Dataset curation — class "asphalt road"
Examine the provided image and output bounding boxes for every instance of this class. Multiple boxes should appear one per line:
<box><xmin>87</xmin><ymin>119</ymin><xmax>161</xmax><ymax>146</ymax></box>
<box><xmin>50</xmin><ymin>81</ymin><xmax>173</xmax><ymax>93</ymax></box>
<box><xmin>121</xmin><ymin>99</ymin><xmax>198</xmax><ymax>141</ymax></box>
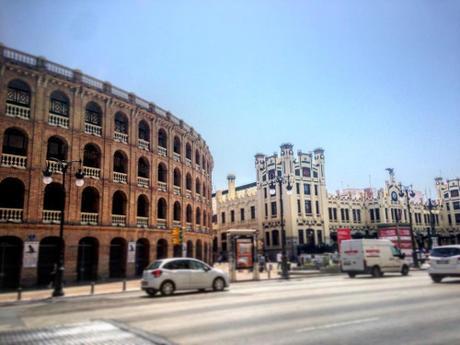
<box><xmin>1</xmin><ymin>271</ymin><xmax>460</xmax><ymax>345</ymax></box>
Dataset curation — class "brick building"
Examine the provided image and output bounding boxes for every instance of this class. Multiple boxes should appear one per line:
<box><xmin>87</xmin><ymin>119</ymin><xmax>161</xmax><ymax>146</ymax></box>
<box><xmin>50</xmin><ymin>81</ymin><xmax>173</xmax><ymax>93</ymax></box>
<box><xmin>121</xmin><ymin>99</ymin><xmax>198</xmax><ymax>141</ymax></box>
<box><xmin>0</xmin><ymin>45</ymin><xmax>213</xmax><ymax>289</ymax></box>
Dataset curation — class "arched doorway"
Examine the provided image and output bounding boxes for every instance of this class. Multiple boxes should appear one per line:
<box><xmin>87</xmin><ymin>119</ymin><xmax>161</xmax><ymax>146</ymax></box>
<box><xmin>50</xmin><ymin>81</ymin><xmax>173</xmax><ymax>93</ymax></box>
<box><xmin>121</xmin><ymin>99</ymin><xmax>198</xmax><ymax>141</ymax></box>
<box><xmin>157</xmin><ymin>239</ymin><xmax>168</xmax><ymax>259</ymax></box>
<box><xmin>212</xmin><ymin>237</ymin><xmax>218</xmax><ymax>262</ymax></box>
<box><xmin>196</xmin><ymin>240</ymin><xmax>203</xmax><ymax>261</ymax></box>
<box><xmin>135</xmin><ymin>238</ymin><xmax>150</xmax><ymax>276</ymax></box>
<box><xmin>186</xmin><ymin>240</ymin><xmax>193</xmax><ymax>258</ymax></box>
<box><xmin>0</xmin><ymin>236</ymin><xmax>23</xmax><ymax>289</ymax></box>
<box><xmin>77</xmin><ymin>237</ymin><xmax>99</xmax><ymax>281</ymax></box>
<box><xmin>109</xmin><ymin>238</ymin><xmax>127</xmax><ymax>278</ymax></box>
<box><xmin>37</xmin><ymin>236</ymin><xmax>62</xmax><ymax>286</ymax></box>
<box><xmin>173</xmin><ymin>244</ymin><xmax>182</xmax><ymax>257</ymax></box>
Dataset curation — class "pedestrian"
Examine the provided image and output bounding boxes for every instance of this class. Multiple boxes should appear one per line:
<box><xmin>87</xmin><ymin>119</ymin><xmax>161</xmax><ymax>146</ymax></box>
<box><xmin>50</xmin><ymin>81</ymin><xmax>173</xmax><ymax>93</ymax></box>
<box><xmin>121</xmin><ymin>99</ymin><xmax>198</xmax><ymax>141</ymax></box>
<box><xmin>48</xmin><ymin>263</ymin><xmax>57</xmax><ymax>288</ymax></box>
<box><xmin>276</xmin><ymin>252</ymin><xmax>282</xmax><ymax>270</ymax></box>
<box><xmin>259</xmin><ymin>255</ymin><xmax>266</xmax><ymax>273</ymax></box>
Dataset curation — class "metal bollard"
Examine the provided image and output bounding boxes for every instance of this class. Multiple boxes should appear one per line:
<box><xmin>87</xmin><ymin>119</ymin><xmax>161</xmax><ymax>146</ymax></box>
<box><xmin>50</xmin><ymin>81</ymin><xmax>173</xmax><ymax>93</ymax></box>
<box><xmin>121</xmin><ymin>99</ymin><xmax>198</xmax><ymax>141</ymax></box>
<box><xmin>17</xmin><ymin>287</ymin><xmax>22</xmax><ymax>301</ymax></box>
<box><xmin>122</xmin><ymin>279</ymin><xmax>127</xmax><ymax>292</ymax></box>
<box><xmin>90</xmin><ymin>282</ymin><xmax>95</xmax><ymax>295</ymax></box>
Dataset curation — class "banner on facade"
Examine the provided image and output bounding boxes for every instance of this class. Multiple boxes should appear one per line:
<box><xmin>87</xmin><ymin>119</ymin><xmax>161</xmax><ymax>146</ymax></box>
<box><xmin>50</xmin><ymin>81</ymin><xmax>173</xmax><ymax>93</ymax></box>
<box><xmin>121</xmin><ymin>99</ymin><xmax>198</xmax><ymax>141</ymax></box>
<box><xmin>337</xmin><ymin>228</ymin><xmax>351</xmax><ymax>253</ymax></box>
<box><xmin>23</xmin><ymin>241</ymin><xmax>39</xmax><ymax>268</ymax></box>
<box><xmin>378</xmin><ymin>224</ymin><xmax>414</xmax><ymax>262</ymax></box>
<box><xmin>127</xmin><ymin>241</ymin><xmax>136</xmax><ymax>263</ymax></box>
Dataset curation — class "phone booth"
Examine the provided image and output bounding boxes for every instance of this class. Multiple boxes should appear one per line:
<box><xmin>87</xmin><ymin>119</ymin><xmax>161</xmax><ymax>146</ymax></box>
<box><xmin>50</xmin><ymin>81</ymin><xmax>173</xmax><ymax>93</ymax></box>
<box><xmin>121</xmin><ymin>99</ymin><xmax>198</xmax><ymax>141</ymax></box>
<box><xmin>226</xmin><ymin>229</ymin><xmax>259</xmax><ymax>282</ymax></box>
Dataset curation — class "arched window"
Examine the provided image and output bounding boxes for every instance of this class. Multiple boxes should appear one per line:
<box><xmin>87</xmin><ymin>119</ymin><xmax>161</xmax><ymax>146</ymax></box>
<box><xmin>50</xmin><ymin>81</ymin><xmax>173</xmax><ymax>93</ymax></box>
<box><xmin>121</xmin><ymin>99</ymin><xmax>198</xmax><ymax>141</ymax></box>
<box><xmin>7</xmin><ymin>79</ymin><xmax>31</xmax><ymax>106</ymax></box>
<box><xmin>158</xmin><ymin>163</ymin><xmax>167</xmax><ymax>183</ymax></box>
<box><xmin>49</xmin><ymin>90</ymin><xmax>69</xmax><ymax>117</ymax></box>
<box><xmin>195</xmin><ymin>178</ymin><xmax>201</xmax><ymax>195</ymax></box>
<box><xmin>173</xmin><ymin>168</ymin><xmax>181</xmax><ymax>187</ymax></box>
<box><xmin>81</xmin><ymin>187</ymin><xmax>99</xmax><ymax>213</ymax></box>
<box><xmin>202</xmin><ymin>184</ymin><xmax>206</xmax><ymax>199</ymax></box>
<box><xmin>85</xmin><ymin>102</ymin><xmax>102</xmax><ymax>126</ymax></box>
<box><xmin>196</xmin><ymin>207</ymin><xmax>201</xmax><ymax>225</ymax></box>
<box><xmin>46</xmin><ymin>136</ymin><xmax>67</xmax><ymax>161</ymax></box>
<box><xmin>173</xmin><ymin>201</ymin><xmax>181</xmax><ymax>221</ymax></box>
<box><xmin>138</xmin><ymin>120</ymin><xmax>150</xmax><ymax>141</ymax></box>
<box><xmin>114</xmin><ymin>112</ymin><xmax>128</xmax><ymax>134</ymax></box>
<box><xmin>272</xmin><ymin>230</ymin><xmax>280</xmax><ymax>246</ymax></box>
<box><xmin>2</xmin><ymin>128</ymin><xmax>28</xmax><ymax>156</ymax></box>
<box><xmin>137</xmin><ymin>195</ymin><xmax>149</xmax><ymax>217</ymax></box>
<box><xmin>83</xmin><ymin>144</ymin><xmax>100</xmax><ymax>168</ymax></box>
<box><xmin>0</xmin><ymin>178</ymin><xmax>25</xmax><ymax>211</ymax></box>
<box><xmin>186</xmin><ymin>143</ymin><xmax>192</xmax><ymax>160</ymax></box>
<box><xmin>43</xmin><ymin>183</ymin><xmax>64</xmax><ymax>211</ymax></box>
<box><xmin>157</xmin><ymin>198</ymin><xmax>167</xmax><ymax>219</ymax></box>
<box><xmin>203</xmin><ymin>210</ymin><xmax>207</xmax><ymax>226</ymax></box>
<box><xmin>138</xmin><ymin>157</ymin><xmax>149</xmax><ymax>178</ymax></box>
<box><xmin>158</xmin><ymin>128</ymin><xmax>167</xmax><ymax>148</ymax></box>
<box><xmin>112</xmin><ymin>191</ymin><xmax>127</xmax><ymax>215</ymax></box>
<box><xmin>186</xmin><ymin>173</ymin><xmax>192</xmax><ymax>191</ymax></box>
<box><xmin>195</xmin><ymin>149</ymin><xmax>200</xmax><ymax>166</ymax></box>
<box><xmin>113</xmin><ymin>151</ymin><xmax>127</xmax><ymax>173</ymax></box>
<box><xmin>173</xmin><ymin>136</ymin><xmax>181</xmax><ymax>154</ymax></box>
<box><xmin>186</xmin><ymin>204</ymin><xmax>192</xmax><ymax>223</ymax></box>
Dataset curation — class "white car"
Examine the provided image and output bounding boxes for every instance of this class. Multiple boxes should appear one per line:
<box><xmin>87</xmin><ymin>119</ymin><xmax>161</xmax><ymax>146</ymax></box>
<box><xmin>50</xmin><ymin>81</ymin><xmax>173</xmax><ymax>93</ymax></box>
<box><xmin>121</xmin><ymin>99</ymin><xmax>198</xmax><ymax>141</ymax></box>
<box><xmin>428</xmin><ymin>245</ymin><xmax>460</xmax><ymax>283</ymax></box>
<box><xmin>141</xmin><ymin>258</ymin><xmax>230</xmax><ymax>296</ymax></box>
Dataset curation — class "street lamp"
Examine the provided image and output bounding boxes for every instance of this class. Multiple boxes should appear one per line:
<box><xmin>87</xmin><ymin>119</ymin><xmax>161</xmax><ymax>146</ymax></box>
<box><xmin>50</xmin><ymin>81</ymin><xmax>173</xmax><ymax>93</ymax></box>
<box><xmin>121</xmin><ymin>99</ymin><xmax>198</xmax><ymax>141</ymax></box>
<box><xmin>425</xmin><ymin>198</ymin><xmax>438</xmax><ymax>250</ymax></box>
<box><xmin>399</xmin><ymin>184</ymin><xmax>419</xmax><ymax>268</ymax></box>
<box><xmin>268</xmin><ymin>173</ymin><xmax>292</xmax><ymax>280</ymax></box>
<box><xmin>43</xmin><ymin>158</ymin><xmax>85</xmax><ymax>297</ymax></box>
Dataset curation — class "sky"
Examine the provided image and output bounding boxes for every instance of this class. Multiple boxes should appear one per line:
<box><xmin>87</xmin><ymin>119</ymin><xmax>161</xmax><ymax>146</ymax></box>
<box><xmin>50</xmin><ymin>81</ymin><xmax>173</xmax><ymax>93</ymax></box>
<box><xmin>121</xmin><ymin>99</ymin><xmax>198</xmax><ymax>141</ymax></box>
<box><xmin>1</xmin><ymin>0</ymin><xmax>459</xmax><ymax>196</ymax></box>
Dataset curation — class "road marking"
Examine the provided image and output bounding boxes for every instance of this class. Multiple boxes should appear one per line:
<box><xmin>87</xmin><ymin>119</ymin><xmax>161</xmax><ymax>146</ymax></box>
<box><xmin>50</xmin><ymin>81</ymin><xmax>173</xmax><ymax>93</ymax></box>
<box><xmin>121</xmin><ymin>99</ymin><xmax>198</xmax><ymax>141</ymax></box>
<box><xmin>296</xmin><ymin>317</ymin><xmax>379</xmax><ymax>333</ymax></box>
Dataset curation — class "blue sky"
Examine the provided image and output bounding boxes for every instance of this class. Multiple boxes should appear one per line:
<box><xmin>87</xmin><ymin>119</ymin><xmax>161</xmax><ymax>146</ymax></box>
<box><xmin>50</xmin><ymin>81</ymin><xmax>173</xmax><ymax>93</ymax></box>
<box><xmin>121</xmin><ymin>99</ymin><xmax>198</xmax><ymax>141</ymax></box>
<box><xmin>1</xmin><ymin>1</ymin><xmax>459</xmax><ymax>195</ymax></box>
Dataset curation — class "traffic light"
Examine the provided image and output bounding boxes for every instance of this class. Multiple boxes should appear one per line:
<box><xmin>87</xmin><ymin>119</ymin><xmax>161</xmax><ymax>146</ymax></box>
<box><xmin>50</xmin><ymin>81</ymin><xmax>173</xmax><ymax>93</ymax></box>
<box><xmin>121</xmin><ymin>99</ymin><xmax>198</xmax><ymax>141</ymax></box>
<box><xmin>179</xmin><ymin>227</ymin><xmax>183</xmax><ymax>244</ymax></box>
<box><xmin>172</xmin><ymin>228</ymin><xmax>180</xmax><ymax>245</ymax></box>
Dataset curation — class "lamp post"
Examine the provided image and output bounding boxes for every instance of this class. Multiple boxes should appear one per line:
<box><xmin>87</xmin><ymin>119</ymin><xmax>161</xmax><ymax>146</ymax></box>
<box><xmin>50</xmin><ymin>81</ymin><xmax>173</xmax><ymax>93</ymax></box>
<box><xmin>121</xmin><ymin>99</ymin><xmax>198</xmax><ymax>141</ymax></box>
<box><xmin>268</xmin><ymin>173</ymin><xmax>292</xmax><ymax>280</ymax></box>
<box><xmin>43</xmin><ymin>159</ymin><xmax>85</xmax><ymax>297</ymax></box>
<box><xmin>399</xmin><ymin>184</ymin><xmax>419</xmax><ymax>268</ymax></box>
<box><xmin>426</xmin><ymin>198</ymin><xmax>438</xmax><ymax>250</ymax></box>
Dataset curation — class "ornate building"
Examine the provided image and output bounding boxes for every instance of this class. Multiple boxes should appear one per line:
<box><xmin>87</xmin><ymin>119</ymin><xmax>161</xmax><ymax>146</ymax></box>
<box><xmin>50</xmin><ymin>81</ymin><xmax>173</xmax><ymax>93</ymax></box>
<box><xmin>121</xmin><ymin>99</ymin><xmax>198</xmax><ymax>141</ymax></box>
<box><xmin>213</xmin><ymin>143</ymin><xmax>458</xmax><ymax>260</ymax></box>
<box><xmin>0</xmin><ymin>45</ymin><xmax>213</xmax><ymax>289</ymax></box>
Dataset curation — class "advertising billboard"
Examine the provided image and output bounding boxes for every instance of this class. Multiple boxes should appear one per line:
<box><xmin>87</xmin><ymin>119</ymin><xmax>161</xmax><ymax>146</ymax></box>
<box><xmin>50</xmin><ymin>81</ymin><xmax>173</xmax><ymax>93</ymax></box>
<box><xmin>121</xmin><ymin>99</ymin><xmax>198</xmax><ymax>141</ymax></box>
<box><xmin>337</xmin><ymin>228</ymin><xmax>351</xmax><ymax>253</ymax></box>
<box><xmin>236</xmin><ymin>239</ymin><xmax>253</xmax><ymax>269</ymax></box>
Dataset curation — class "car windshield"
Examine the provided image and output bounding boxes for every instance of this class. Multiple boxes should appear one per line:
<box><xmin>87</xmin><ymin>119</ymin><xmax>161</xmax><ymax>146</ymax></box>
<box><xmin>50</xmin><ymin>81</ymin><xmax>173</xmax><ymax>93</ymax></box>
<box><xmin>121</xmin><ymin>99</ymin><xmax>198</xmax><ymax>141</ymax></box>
<box><xmin>146</xmin><ymin>260</ymin><xmax>163</xmax><ymax>270</ymax></box>
<box><xmin>430</xmin><ymin>247</ymin><xmax>460</xmax><ymax>257</ymax></box>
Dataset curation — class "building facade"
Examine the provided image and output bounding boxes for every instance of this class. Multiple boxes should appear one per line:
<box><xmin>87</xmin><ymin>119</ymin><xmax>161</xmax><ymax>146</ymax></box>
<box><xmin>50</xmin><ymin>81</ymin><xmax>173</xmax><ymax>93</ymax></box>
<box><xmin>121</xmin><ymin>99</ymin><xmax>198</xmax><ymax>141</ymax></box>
<box><xmin>0</xmin><ymin>45</ymin><xmax>213</xmax><ymax>289</ymax></box>
<box><xmin>213</xmin><ymin>143</ymin><xmax>458</xmax><ymax>260</ymax></box>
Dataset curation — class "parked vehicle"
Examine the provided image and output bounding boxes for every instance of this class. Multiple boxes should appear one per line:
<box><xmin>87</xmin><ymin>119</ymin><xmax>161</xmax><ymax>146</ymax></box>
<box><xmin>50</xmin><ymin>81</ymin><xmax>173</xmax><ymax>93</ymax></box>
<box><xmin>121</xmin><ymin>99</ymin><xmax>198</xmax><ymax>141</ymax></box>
<box><xmin>141</xmin><ymin>258</ymin><xmax>230</xmax><ymax>296</ymax></box>
<box><xmin>428</xmin><ymin>245</ymin><xmax>460</xmax><ymax>283</ymax></box>
<box><xmin>340</xmin><ymin>239</ymin><xmax>410</xmax><ymax>278</ymax></box>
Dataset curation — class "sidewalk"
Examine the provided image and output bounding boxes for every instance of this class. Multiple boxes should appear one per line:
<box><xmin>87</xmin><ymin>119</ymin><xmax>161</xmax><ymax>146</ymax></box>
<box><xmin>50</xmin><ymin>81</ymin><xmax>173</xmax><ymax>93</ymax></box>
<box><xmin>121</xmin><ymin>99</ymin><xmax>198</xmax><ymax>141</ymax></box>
<box><xmin>0</xmin><ymin>263</ymin><xmax>324</xmax><ymax>305</ymax></box>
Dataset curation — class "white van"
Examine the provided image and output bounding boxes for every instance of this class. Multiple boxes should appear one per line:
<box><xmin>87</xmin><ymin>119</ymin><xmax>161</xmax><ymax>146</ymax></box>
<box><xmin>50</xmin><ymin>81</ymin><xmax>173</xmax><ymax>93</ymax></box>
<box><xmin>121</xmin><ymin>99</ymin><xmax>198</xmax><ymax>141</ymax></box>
<box><xmin>340</xmin><ymin>239</ymin><xmax>410</xmax><ymax>278</ymax></box>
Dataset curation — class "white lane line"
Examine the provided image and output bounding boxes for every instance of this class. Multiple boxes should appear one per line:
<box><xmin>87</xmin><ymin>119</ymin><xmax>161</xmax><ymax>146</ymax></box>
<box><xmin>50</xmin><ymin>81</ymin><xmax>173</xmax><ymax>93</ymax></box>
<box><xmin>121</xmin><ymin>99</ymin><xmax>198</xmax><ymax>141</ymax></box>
<box><xmin>296</xmin><ymin>317</ymin><xmax>379</xmax><ymax>333</ymax></box>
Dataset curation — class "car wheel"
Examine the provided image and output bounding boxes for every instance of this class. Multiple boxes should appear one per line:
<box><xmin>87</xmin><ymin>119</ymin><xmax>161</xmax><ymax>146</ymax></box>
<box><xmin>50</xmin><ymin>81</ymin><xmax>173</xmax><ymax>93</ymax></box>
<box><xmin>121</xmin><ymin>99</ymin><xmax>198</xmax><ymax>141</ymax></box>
<box><xmin>160</xmin><ymin>281</ymin><xmax>175</xmax><ymax>296</ymax></box>
<box><xmin>372</xmin><ymin>266</ymin><xmax>382</xmax><ymax>278</ymax></box>
<box><xmin>430</xmin><ymin>274</ymin><xmax>443</xmax><ymax>283</ymax></box>
<box><xmin>401</xmin><ymin>265</ymin><xmax>409</xmax><ymax>276</ymax></box>
<box><xmin>146</xmin><ymin>288</ymin><xmax>157</xmax><ymax>297</ymax></box>
<box><xmin>213</xmin><ymin>277</ymin><xmax>225</xmax><ymax>291</ymax></box>
<box><xmin>348</xmin><ymin>273</ymin><xmax>356</xmax><ymax>278</ymax></box>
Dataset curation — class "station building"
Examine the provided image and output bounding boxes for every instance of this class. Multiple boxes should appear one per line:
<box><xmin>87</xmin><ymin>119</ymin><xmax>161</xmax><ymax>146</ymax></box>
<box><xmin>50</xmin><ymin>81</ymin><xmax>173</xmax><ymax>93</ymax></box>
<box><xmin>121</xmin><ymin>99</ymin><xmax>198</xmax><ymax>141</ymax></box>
<box><xmin>0</xmin><ymin>45</ymin><xmax>213</xmax><ymax>289</ymax></box>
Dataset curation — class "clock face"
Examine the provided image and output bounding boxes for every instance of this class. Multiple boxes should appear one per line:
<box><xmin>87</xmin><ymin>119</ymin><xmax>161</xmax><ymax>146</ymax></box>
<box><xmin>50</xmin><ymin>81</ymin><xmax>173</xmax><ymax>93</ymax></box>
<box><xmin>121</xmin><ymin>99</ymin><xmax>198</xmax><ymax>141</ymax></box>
<box><xmin>391</xmin><ymin>191</ymin><xmax>398</xmax><ymax>202</ymax></box>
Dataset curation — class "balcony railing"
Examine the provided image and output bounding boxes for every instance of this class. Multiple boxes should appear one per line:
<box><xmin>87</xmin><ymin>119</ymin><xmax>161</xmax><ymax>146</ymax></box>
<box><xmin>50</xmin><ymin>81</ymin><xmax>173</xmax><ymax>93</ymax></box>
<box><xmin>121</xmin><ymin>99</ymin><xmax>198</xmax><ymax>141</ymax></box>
<box><xmin>0</xmin><ymin>208</ymin><xmax>23</xmax><ymax>223</ymax></box>
<box><xmin>83</xmin><ymin>166</ymin><xmax>101</xmax><ymax>179</ymax></box>
<box><xmin>195</xmin><ymin>164</ymin><xmax>201</xmax><ymax>171</ymax></box>
<box><xmin>81</xmin><ymin>212</ymin><xmax>98</xmax><ymax>225</ymax></box>
<box><xmin>186</xmin><ymin>223</ymin><xmax>192</xmax><ymax>231</ymax></box>
<box><xmin>112</xmin><ymin>214</ymin><xmax>126</xmax><ymax>226</ymax></box>
<box><xmin>185</xmin><ymin>190</ymin><xmax>192</xmax><ymax>199</ymax></box>
<box><xmin>85</xmin><ymin>123</ymin><xmax>102</xmax><ymax>137</ymax></box>
<box><xmin>43</xmin><ymin>210</ymin><xmax>61</xmax><ymax>224</ymax></box>
<box><xmin>137</xmin><ymin>216</ymin><xmax>149</xmax><ymax>227</ymax></box>
<box><xmin>185</xmin><ymin>158</ymin><xmax>192</xmax><ymax>166</ymax></box>
<box><xmin>6</xmin><ymin>103</ymin><xmax>30</xmax><ymax>120</ymax></box>
<box><xmin>137</xmin><ymin>176</ymin><xmax>149</xmax><ymax>188</ymax></box>
<box><xmin>172</xmin><ymin>220</ymin><xmax>181</xmax><ymax>228</ymax></box>
<box><xmin>157</xmin><ymin>218</ymin><xmax>167</xmax><ymax>229</ymax></box>
<box><xmin>113</xmin><ymin>172</ymin><xmax>128</xmax><ymax>184</ymax></box>
<box><xmin>158</xmin><ymin>181</ymin><xmax>167</xmax><ymax>192</ymax></box>
<box><xmin>158</xmin><ymin>146</ymin><xmax>167</xmax><ymax>157</ymax></box>
<box><xmin>47</xmin><ymin>160</ymin><xmax>63</xmax><ymax>173</ymax></box>
<box><xmin>1</xmin><ymin>154</ymin><xmax>27</xmax><ymax>169</ymax></box>
<box><xmin>138</xmin><ymin>139</ymin><xmax>150</xmax><ymax>151</ymax></box>
<box><xmin>48</xmin><ymin>113</ymin><xmax>69</xmax><ymax>128</ymax></box>
<box><xmin>114</xmin><ymin>131</ymin><xmax>128</xmax><ymax>144</ymax></box>
<box><xmin>173</xmin><ymin>186</ymin><xmax>181</xmax><ymax>195</ymax></box>
<box><xmin>173</xmin><ymin>152</ymin><xmax>181</xmax><ymax>162</ymax></box>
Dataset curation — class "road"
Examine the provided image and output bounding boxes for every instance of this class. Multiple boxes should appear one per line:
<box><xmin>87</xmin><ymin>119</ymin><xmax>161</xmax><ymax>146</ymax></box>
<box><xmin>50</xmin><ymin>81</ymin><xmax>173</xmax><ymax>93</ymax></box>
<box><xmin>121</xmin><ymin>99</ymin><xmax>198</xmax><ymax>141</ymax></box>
<box><xmin>1</xmin><ymin>271</ymin><xmax>459</xmax><ymax>345</ymax></box>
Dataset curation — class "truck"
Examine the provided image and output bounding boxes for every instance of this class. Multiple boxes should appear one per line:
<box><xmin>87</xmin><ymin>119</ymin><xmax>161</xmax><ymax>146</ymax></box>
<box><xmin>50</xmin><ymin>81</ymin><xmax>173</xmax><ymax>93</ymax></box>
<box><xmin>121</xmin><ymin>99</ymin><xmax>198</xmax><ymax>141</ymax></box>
<box><xmin>340</xmin><ymin>239</ymin><xmax>410</xmax><ymax>278</ymax></box>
